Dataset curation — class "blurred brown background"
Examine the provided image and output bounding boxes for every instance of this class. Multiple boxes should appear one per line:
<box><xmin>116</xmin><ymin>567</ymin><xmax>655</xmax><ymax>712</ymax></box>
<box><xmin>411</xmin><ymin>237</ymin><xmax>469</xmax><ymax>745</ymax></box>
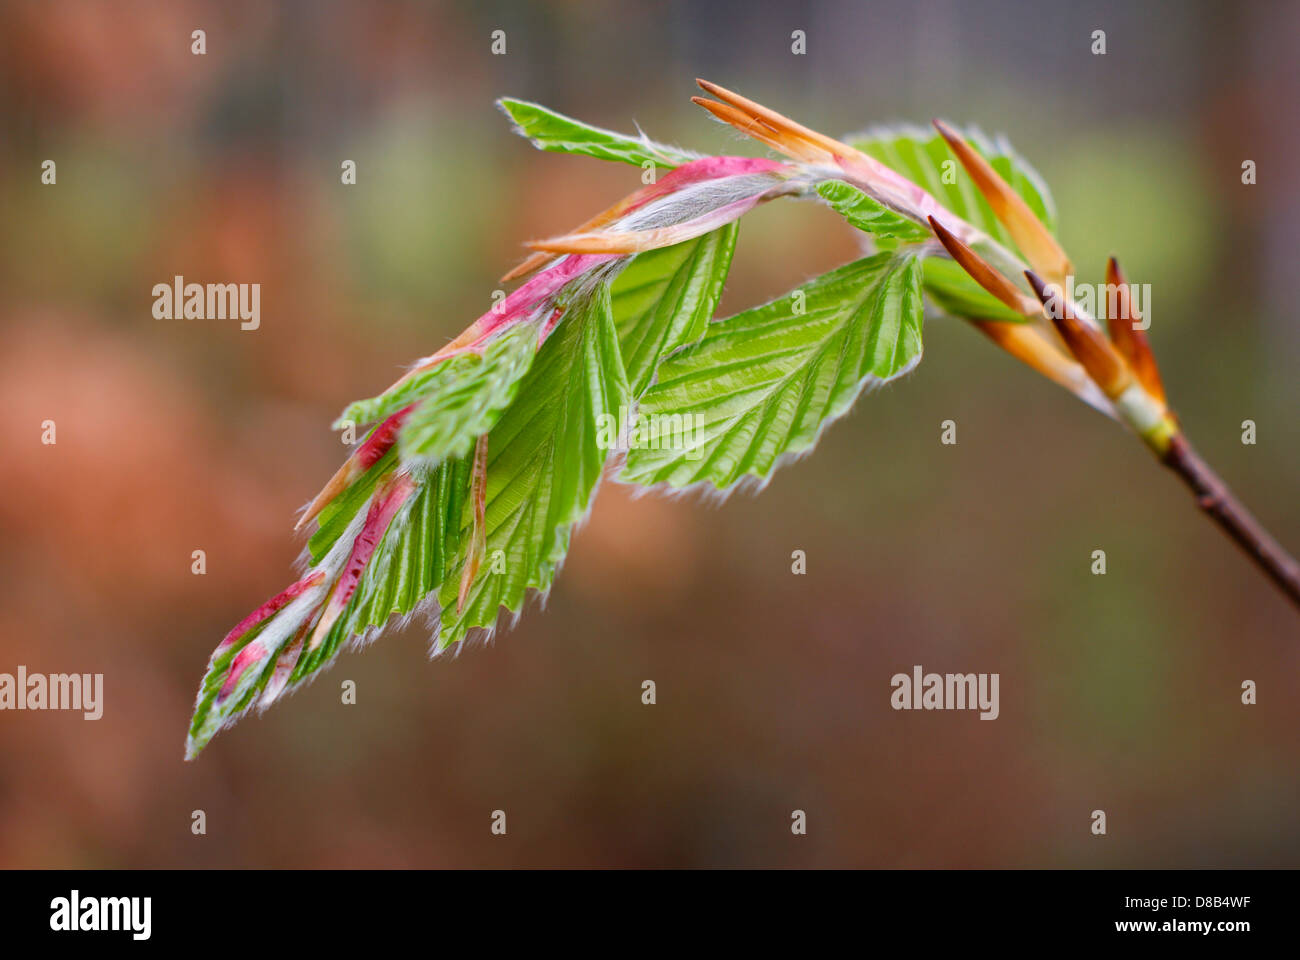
<box><xmin>0</xmin><ymin>0</ymin><xmax>1297</xmax><ymax>868</ymax></box>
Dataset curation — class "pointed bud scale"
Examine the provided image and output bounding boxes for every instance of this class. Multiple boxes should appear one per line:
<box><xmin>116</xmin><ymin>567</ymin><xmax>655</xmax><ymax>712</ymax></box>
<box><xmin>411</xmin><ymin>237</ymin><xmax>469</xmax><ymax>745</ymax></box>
<box><xmin>694</xmin><ymin>80</ymin><xmax>981</xmax><ymax>246</ymax></box>
<box><xmin>695</xmin><ymin>79</ymin><xmax>848</xmax><ymax>165</ymax></box>
<box><xmin>694</xmin><ymin>79</ymin><xmax>923</xmax><ymax>200</ymax></box>
<box><xmin>502</xmin><ymin>186</ymin><xmax>652</xmax><ymax>282</ymax></box>
<box><xmin>933</xmin><ymin>120</ymin><xmax>1072</xmax><ymax>285</ymax></box>
<box><xmin>927</xmin><ymin>216</ymin><xmax>1040</xmax><ymax>316</ymax></box>
<box><xmin>972</xmin><ymin>320</ymin><xmax>1115</xmax><ymax>416</ymax></box>
<box><xmin>1105</xmin><ymin>256</ymin><xmax>1166</xmax><ymax>405</ymax></box>
<box><xmin>524</xmin><ymin>156</ymin><xmax>790</xmax><ymax>256</ymax></box>
<box><xmin>691</xmin><ymin>95</ymin><xmax>831</xmax><ymax>165</ymax></box>
<box><xmin>1025</xmin><ymin>270</ymin><xmax>1131</xmax><ymax>399</ymax></box>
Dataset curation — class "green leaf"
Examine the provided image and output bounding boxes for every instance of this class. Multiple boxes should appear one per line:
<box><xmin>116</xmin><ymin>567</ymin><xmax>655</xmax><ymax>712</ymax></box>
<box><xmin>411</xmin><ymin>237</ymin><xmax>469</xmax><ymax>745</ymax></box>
<box><xmin>621</xmin><ymin>251</ymin><xmax>923</xmax><ymax>491</ymax></box>
<box><xmin>351</xmin><ymin>463</ymin><xmax>470</xmax><ymax>632</ymax></box>
<box><xmin>498</xmin><ymin>97</ymin><xmax>695</xmax><ymax>170</ymax></box>
<box><xmin>436</xmin><ymin>282</ymin><xmax>630</xmax><ymax>648</ymax></box>
<box><xmin>293</xmin><ymin>460</ymin><xmax>472</xmax><ymax>680</ymax></box>
<box><xmin>609</xmin><ymin>224</ymin><xmax>738</xmax><ymax>397</ymax></box>
<box><xmin>307</xmin><ymin>446</ymin><xmax>398</xmax><ymax>564</ymax></box>
<box><xmin>816</xmin><ymin>180</ymin><xmax>933</xmax><ymax>243</ymax></box>
<box><xmin>186</xmin><ymin>573</ymin><xmax>331</xmax><ymax>758</ymax></box>
<box><xmin>337</xmin><ymin>321</ymin><xmax>538</xmax><ymax>433</ymax></box>
<box><xmin>187</xmin><ymin>617</ymin><xmax>274</xmax><ymax>756</ymax></box>
<box><xmin>397</xmin><ymin>323</ymin><xmax>539</xmax><ymax>467</ymax></box>
<box><xmin>190</xmin><ymin>457</ymin><xmax>475</xmax><ymax>758</ymax></box>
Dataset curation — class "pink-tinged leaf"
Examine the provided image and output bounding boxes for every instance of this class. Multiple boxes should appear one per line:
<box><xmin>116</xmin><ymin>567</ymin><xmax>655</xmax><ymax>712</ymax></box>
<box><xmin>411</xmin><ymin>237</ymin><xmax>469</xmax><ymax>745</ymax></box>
<box><xmin>308</xmin><ymin>473</ymin><xmax>418</xmax><ymax>651</ymax></box>
<box><xmin>692</xmin><ymin>79</ymin><xmax>989</xmax><ymax>249</ymax></box>
<box><xmin>297</xmin><ymin>405</ymin><xmax>417</xmax><ymax>531</ymax></box>
<box><xmin>503</xmin><ymin>155</ymin><xmax>786</xmax><ymax>282</ymax></box>
<box><xmin>356</xmin><ymin>405</ymin><xmax>416</xmax><ymax>469</ymax></box>
<box><xmin>215</xmin><ymin>571</ymin><xmax>326</xmax><ymax>654</ymax></box>
<box><xmin>527</xmin><ymin>180</ymin><xmax>790</xmax><ymax>255</ymax></box>
<box><xmin>218</xmin><ymin>641</ymin><xmax>267</xmax><ymax>703</ymax></box>
<box><xmin>259</xmin><ymin>631</ymin><xmax>306</xmax><ymax>708</ymax></box>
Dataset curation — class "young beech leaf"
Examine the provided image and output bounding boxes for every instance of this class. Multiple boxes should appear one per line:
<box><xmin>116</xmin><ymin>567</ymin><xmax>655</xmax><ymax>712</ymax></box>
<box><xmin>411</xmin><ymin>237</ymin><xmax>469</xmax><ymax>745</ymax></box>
<box><xmin>307</xmin><ymin>445</ymin><xmax>399</xmax><ymax>563</ymax></box>
<box><xmin>397</xmin><ymin>323</ymin><xmax>539</xmax><ymax>466</ymax></box>
<box><xmin>609</xmin><ymin>224</ymin><xmax>738</xmax><ymax>397</ymax></box>
<box><xmin>435</xmin><ymin>282</ymin><xmax>631</xmax><ymax>649</ymax></box>
<box><xmin>187</xmin><ymin>578</ymin><xmax>326</xmax><ymax>756</ymax></box>
<box><xmin>498</xmin><ymin>97</ymin><xmax>697</xmax><ymax>169</ymax></box>
<box><xmin>816</xmin><ymin>180</ymin><xmax>933</xmax><ymax>243</ymax></box>
<box><xmin>293</xmin><ymin>459</ymin><xmax>471</xmax><ymax>680</ymax></box>
<box><xmin>337</xmin><ymin>322</ymin><xmax>538</xmax><ymax>432</ymax></box>
<box><xmin>622</xmin><ymin>251</ymin><xmax>923</xmax><ymax>492</ymax></box>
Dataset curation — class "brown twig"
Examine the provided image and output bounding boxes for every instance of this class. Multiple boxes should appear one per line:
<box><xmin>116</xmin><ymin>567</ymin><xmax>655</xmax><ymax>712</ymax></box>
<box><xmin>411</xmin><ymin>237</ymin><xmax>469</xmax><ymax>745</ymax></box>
<box><xmin>1161</xmin><ymin>434</ymin><xmax>1300</xmax><ymax>609</ymax></box>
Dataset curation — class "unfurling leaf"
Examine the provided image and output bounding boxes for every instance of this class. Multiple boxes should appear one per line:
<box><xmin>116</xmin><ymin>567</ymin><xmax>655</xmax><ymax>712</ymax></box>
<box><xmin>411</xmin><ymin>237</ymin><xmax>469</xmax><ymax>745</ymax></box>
<box><xmin>337</xmin><ymin>321</ymin><xmax>538</xmax><ymax>438</ymax></box>
<box><xmin>622</xmin><ymin>251</ymin><xmax>923</xmax><ymax>491</ymax></box>
<box><xmin>610</xmin><ymin>225</ymin><xmax>738</xmax><ymax>396</ymax></box>
<box><xmin>397</xmin><ymin>323</ymin><xmax>539</xmax><ymax>466</ymax></box>
<box><xmin>816</xmin><ymin>180</ymin><xmax>933</xmax><ymax>243</ymax></box>
<box><xmin>436</xmin><ymin>282</ymin><xmax>631</xmax><ymax>648</ymax></box>
<box><xmin>498</xmin><ymin>97</ymin><xmax>696</xmax><ymax>169</ymax></box>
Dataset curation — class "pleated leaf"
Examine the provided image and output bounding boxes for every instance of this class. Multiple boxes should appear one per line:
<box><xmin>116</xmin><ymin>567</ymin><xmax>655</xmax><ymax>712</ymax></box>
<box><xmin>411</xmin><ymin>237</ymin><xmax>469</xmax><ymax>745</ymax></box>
<box><xmin>816</xmin><ymin>180</ymin><xmax>933</xmax><ymax>243</ymax></box>
<box><xmin>187</xmin><ymin>573</ymin><xmax>331</xmax><ymax>758</ymax></box>
<box><xmin>292</xmin><ymin>460</ymin><xmax>472</xmax><ymax>681</ymax></box>
<box><xmin>436</xmin><ymin>282</ymin><xmax>630</xmax><ymax>648</ymax></box>
<box><xmin>609</xmin><ymin>224</ymin><xmax>738</xmax><ymax>396</ymax></box>
<box><xmin>188</xmin><ymin>614</ymin><xmax>279</xmax><ymax>755</ymax></box>
<box><xmin>397</xmin><ymin>323</ymin><xmax>539</xmax><ymax>466</ymax></box>
<box><xmin>337</xmin><ymin>321</ymin><xmax>538</xmax><ymax>439</ymax></box>
<box><xmin>622</xmin><ymin>251</ymin><xmax>923</xmax><ymax>491</ymax></box>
